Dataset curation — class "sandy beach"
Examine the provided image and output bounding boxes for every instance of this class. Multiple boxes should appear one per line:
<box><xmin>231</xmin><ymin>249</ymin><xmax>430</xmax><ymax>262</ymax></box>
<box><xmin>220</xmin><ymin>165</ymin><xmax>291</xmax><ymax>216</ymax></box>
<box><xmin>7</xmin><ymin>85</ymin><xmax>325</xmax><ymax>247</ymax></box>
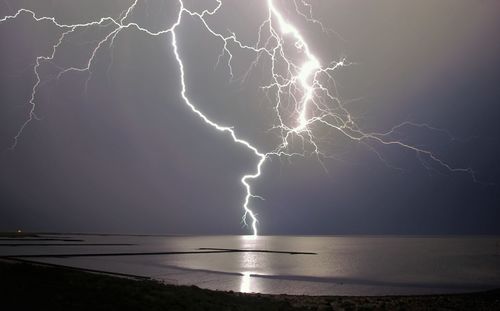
<box><xmin>1</xmin><ymin>259</ymin><xmax>499</xmax><ymax>311</ymax></box>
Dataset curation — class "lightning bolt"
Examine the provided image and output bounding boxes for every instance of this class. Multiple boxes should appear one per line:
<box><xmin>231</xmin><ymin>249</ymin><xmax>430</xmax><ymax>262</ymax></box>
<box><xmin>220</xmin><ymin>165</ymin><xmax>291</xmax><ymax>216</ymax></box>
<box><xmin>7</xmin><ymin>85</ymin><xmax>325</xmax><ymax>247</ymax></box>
<box><xmin>1</xmin><ymin>0</ymin><xmax>479</xmax><ymax>236</ymax></box>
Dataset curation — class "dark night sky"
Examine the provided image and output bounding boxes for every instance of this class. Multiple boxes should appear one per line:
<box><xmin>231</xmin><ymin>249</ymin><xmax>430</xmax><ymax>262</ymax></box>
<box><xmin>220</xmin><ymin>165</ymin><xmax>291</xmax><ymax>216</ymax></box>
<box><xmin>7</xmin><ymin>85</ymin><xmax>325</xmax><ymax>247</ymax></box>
<box><xmin>1</xmin><ymin>0</ymin><xmax>499</xmax><ymax>235</ymax></box>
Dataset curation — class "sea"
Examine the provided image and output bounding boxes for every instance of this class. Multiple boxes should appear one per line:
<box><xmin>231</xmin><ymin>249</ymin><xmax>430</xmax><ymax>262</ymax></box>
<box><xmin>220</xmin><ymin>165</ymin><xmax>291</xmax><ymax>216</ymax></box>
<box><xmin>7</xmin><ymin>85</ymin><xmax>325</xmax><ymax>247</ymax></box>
<box><xmin>1</xmin><ymin>235</ymin><xmax>499</xmax><ymax>296</ymax></box>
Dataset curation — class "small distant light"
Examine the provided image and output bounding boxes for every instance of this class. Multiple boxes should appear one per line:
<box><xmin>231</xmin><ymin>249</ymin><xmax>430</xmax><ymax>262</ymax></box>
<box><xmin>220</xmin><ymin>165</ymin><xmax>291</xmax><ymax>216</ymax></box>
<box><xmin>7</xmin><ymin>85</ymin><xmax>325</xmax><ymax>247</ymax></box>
<box><xmin>17</xmin><ymin>229</ymin><xmax>22</xmax><ymax>233</ymax></box>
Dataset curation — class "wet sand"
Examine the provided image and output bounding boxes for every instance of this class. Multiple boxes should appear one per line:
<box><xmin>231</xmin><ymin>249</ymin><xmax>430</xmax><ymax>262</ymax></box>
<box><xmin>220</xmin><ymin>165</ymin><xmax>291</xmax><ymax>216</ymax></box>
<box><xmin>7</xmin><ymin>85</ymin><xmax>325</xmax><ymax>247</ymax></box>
<box><xmin>1</xmin><ymin>259</ymin><xmax>499</xmax><ymax>311</ymax></box>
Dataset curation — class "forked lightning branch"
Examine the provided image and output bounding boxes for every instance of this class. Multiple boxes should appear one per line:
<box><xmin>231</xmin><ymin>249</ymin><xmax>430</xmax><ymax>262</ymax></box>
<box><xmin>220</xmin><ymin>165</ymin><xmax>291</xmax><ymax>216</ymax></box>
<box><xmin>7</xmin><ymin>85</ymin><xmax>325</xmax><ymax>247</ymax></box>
<box><xmin>0</xmin><ymin>0</ymin><xmax>476</xmax><ymax>236</ymax></box>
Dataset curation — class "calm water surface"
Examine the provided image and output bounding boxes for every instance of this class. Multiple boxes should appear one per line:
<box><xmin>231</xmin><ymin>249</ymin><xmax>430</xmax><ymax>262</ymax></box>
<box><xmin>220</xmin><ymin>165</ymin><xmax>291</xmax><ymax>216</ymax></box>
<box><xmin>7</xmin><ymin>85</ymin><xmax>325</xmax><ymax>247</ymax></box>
<box><xmin>2</xmin><ymin>235</ymin><xmax>499</xmax><ymax>295</ymax></box>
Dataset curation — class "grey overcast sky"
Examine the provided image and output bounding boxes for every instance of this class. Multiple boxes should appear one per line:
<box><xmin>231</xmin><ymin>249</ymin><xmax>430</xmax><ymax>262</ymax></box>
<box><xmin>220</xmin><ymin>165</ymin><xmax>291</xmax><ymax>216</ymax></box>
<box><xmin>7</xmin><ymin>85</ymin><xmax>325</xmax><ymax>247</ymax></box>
<box><xmin>0</xmin><ymin>0</ymin><xmax>499</xmax><ymax>235</ymax></box>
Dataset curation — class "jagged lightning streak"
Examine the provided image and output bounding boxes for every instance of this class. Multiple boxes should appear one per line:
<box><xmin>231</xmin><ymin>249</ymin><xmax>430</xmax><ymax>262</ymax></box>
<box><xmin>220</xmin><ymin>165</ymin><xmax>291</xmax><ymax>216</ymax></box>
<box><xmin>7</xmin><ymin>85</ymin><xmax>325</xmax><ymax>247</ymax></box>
<box><xmin>170</xmin><ymin>2</ymin><xmax>265</xmax><ymax>236</ymax></box>
<box><xmin>1</xmin><ymin>0</ymin><xmax>479</xmax><ymax>236</ymax></box>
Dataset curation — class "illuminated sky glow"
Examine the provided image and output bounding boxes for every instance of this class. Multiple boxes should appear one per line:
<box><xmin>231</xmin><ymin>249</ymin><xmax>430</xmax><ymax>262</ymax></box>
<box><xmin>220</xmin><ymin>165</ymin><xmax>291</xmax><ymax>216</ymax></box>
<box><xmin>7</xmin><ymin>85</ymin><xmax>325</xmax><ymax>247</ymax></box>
<box><xmin>0</xmin><ymin>0</ymin><xmax>498</xmax><ymax>235</ymax></box>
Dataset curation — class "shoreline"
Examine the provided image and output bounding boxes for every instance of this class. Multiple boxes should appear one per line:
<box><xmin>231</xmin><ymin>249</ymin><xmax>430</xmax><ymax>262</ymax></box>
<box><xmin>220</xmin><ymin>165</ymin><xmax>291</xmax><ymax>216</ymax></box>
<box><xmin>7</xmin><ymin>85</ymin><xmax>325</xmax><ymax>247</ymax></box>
<box><xmin>1</xmin><ymin>259</ymin><xmax>499</xmax><ymax>310</ymax></box>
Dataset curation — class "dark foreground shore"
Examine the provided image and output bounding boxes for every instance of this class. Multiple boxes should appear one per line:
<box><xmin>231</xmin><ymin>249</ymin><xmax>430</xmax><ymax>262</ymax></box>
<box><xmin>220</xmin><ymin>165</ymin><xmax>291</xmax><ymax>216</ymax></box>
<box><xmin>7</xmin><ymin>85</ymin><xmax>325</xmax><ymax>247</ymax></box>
<box><xmin>1</xmin><ymin>260</ymin><xmax>499</xmax><ymax>311</ymax></box>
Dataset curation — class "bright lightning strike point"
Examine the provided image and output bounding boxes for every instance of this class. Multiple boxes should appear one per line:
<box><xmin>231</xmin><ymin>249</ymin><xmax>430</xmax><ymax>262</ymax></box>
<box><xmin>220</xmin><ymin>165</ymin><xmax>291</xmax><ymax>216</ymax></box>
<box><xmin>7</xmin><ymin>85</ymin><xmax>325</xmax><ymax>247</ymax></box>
<box><xmin>1</xmin><ymin>0</ymin><xmax>480</xmax><ymax>237</ymax></box>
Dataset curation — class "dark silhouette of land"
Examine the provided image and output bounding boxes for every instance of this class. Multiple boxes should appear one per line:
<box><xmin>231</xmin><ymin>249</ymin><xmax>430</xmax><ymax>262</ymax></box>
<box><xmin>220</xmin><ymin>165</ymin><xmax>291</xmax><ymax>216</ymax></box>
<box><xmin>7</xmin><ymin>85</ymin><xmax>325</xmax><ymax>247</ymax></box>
<box><xmin>198</xmin><ymin>247</ymin><xmax>317</xmax><ymax>255</ymax></box>
<box><xmin>3</xmin><ymin>248</ymin><xmax>317</xmax><ymax>258</ymax></box>
<box><xmin>0</xmin><ymin>238</ymin><xmax>84</xmax><ymax>241</ymax></box>
<box><xmin>1</xmin><ymin>259</ymin><xmax>499</xmax><ymax>311</ymax></box>
<box><xmin>0</xmin><ymin>243</ymin><xmax>135</xmax><ymax>247</ymax></box>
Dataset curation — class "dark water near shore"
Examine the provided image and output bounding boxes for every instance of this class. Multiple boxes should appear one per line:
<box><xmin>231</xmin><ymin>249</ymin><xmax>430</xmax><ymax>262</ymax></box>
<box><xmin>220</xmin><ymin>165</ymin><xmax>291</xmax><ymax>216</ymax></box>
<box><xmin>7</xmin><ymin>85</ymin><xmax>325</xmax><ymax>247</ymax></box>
<box><xmin>2</xmin><ymin>235</ymin><xmax>500</xmax><ymax>296</ymax></box>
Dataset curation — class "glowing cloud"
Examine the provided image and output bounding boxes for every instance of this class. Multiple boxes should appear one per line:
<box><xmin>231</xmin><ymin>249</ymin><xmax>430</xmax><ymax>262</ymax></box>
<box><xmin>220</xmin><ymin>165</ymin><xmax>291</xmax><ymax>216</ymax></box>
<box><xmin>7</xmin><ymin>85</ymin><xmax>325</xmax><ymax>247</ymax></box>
<box><xmin>0</xmin><ymin>0</ymin><xmax>477</xmax><ymax>236</ymax></box>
